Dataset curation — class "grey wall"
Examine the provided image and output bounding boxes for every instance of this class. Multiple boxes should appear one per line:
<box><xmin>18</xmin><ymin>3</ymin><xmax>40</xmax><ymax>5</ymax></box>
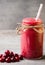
<box><xmin>0</xmin><ymin>0</ymin><xmax>45</xmax><ymax>30</ymax></box>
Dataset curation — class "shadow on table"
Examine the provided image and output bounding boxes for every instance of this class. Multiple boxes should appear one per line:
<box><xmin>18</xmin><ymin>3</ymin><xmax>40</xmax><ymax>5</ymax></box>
<box><xmin>30</xmin><ymin>55</ymin><xmax>45</xmax><ymax>60</ymax></box>
<box><xmin>42</xmin><ymin>55</ymin><xmax>45</xmax><ymax>60</ymax></box>
<box><xmin>33</xmin><ymin>55</ymin><xmax>45</xmax><ymax>60</ymax></box>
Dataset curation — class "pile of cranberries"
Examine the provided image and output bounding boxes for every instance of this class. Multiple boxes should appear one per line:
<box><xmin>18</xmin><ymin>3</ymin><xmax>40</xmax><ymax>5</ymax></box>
<box><xmin>0</xmin><ymin>50</ymin><xmax>23</xmax><ymax>63</ymax></box>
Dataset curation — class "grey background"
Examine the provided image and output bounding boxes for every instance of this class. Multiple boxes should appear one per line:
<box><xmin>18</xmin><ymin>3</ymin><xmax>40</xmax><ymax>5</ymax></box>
<box><xmin>0</xmin><ymin>0</ymin><xmax>45</xmax><ymax>30</ymax></box>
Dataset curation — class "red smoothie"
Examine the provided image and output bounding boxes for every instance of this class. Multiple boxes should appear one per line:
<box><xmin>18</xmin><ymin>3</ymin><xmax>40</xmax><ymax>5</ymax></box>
<box><xmin>21</xmin><ymin>18</ymin><xmax>43</xmax><ymax>59</ymax></box>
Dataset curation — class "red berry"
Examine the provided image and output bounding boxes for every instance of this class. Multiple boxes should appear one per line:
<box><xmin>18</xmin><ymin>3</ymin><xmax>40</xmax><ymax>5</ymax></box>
<box><xmin>5</xmin><ymin>57</ymin><xmax>11</xmax><ymax>63</ymax></box>
<box><xmin>14</xmin><ymin>56</ymin><xmax>19</xmax><ymax>62</ymax></box>
<box><xmin>11</xmin><ymin>56</ymin><xmax>14</xmax><ymax>62</ymax></box>
<box><xmin>3</xmin><ymin>54</ymin><xmax>7</xmax><ymax>59</ymax></box>
<box><xmin>5</xmin><ymin>50</ymin><xmax>10</xmax><ymax>56</ymax></box>
<box><xmin>0</xmin><ymin>50</ymin><xmax>24</xmax><ymax>63</ymax></box>
<box><xmin>0</xmin><ymin>54</ymin><xmax>3</xmax><ymax>58</ymax></box>
<box><xmin>10</xmin><ymin>51</ymin><xmax>14</xmax><ymax>57</ymax></box>
<box><xmin>15</xmin><ymin>54</ymin><xmax>19</xmax><ymax>57</ymax></box>
<box><xmin>0</xmin><ymin>56</ymin><xmax>5</xmax><ymax>62</ymax></box>
<box><xmin>19</xmin><ymin>55</ymin><xmax>23</xmax><ymax>60</ymax></box>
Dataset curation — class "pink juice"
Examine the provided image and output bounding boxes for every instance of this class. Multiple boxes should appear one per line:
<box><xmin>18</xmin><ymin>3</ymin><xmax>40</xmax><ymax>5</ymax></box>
<box><xmin>21</xmin><ymin>18</ymin><xmax>43</xmax><ymax>59</ymax></box>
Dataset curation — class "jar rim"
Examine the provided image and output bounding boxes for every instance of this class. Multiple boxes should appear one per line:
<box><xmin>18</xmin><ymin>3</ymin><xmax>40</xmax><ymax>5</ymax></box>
<box><xmin>22</xmin><ymin>18</ymin><xmax>42</xmax><ymax>26</ymax></box>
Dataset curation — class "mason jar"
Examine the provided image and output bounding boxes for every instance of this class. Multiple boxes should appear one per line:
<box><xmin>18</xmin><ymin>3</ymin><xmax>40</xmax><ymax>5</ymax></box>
<box><xmin>21</xmin><ymin>18</ymin><xmax>44</xmax><ymax>59</ymax></box>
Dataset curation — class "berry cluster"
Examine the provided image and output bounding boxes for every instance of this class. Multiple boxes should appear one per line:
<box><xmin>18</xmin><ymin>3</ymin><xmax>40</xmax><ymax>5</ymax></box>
<box><xmin>0</xmin><ymin>50</ymin><xmax>23</xmax><ymax>63</ymax></box>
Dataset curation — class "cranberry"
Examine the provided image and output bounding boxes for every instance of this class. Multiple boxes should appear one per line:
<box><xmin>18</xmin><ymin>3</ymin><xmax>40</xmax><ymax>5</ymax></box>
<box><xmin>15</xmin><ymin>54</ymin><xmax>19</xmax><ymax>57</ymax></box>
<box><xmin>5</xmin><ymin>50</ymin><xmax>10</xmax><ymax>56</ymax></box>
<box><xmin>14</xmin><ymin>56</ymin><xmax>19</xmax><ymax>62</ymax></box>
<box><xmin>11</xmin><ymin>56</ymin><xmax>14</xmax><ymax>62</ymax></box>
<box><xmin>19</xmin><ymin>55</ymin><xmax>23</xmax><ymax>60</ymax></box>
<box><xmin>5</xmin><ymin>57</ymin><xmax>11</xmax><ymax>63</ymax></box>
<box><xmin>3</xmin><ymin>54</ymin><xmax>7</xmax><ymax>59</ymax></box>
<box><xmin>0</xmin><ymin>54</ymin><xmax>3</xmax><ymax>58</ymax></box>
<box><xmin>0</xmin><ymin>56</ymin><xmax>5</xmax><ymax>62</ymax></box>
<box><xmin>0</xmin><ymin>50</ymin><xmax>24</xmax><ymax>63</ymax></box>
<box><xmin>10</xmin><ymin>51</ymin><xmax>14</xmax><ymax>57</ymax></box>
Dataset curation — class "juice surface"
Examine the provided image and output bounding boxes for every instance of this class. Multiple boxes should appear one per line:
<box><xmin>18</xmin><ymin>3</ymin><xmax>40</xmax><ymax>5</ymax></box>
<box><xmin>21</xmin><ymin>18</ymin><xmax>43</xmax><ymax>59</ymax></box>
